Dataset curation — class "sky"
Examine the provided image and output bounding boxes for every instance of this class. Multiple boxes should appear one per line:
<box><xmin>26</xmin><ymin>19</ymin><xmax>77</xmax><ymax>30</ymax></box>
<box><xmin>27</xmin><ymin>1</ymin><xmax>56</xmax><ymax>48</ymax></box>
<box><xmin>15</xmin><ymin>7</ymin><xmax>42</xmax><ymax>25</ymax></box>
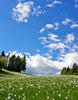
<box><xmin>0</xmin><ymin>0</ymin><xmax>78</xmax><ymax>75</ymax></box>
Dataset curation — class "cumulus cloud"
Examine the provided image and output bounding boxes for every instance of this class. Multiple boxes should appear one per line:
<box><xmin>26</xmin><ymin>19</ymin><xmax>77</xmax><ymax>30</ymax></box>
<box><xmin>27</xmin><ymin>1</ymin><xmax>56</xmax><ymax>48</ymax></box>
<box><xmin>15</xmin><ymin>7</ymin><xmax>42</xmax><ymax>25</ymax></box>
<box><xmin>25</xmin><ymin>53</ymin><xmax>62</xmax><ymax>75</ymax></box>
<box><xmin>54</xmin><ymin>22</ymin><xmax>59</xmax><ymax>30</ymax></box>
<box><xmin>70</xmin><ymin>22</ymin><xmax>78</xmax><ymax>28</ymax></box>
<box><xmin>6</xmin><ymin>51</ymin><xmax>24</xmax><ymax>58</ymax></box>
<box><xmin>37</xmin><ymin>49</ymin><xmax>40</xmax><ymax>52</ymax></box>
<box><xmin>64</xmin><ymin>33</ymin><xmax>75</xmax><ymax>44</ymax></box>
<box><xmin>12</xmin><ymin>1</ymin><xmax>45</xmax><ymax>23</ymax></box>
<box><xmin>48</xmin><ymin>34</ymin><xmax>61</xmax><ymax>42</ymax></box>
<box><xmin>59</xmin><ymin>52</ymin><xmax>78</xmax><ymax>67</ymax></box>
<box><xmin>38</xmin><ymin>33</ymin><xmax>72</xmax><ymax>55</ymax></box>
<box><xmin>47</xmin><ymin>0</ymin><xmax>62</xmax><ymax>7</ymax></box>
<box><xmin>75</xmin><ymin>0</ymin><xmax>78</xmax><ymax>8</ymax></box>
<box><xmin>38</xmin><ymin>37</ymin><xmax>49</xmax><ymax>44</ymax></box>
<box><xmin>45</xmin><ymin>24</ymin><xmax>54</xmax><ymax>29</ymax></box>
<box><xmin>40</xmin><ymin>27</ymin><xmax>45</xmax><ymax>33</ymax></box>
<box><xmin>62</xmin><ymin>18</ymin><xmax>72</xmax><ymax>25</ymax></box>
<box><xmin>39</xmin><ymin>22</ymin><xmax>59</xmax><ymax>33</ymax></box>
<box><xmin>25</xmin><ymin>52</ymin><xmax>78</xmax><ymax>75</ymax></box>
<box><xmin>6</xmin><ymin>51</ymin><xmax>78</xmax><ymax>75</ymax></box>
<box><xmin>45</xmin><ymin>42</ymin><xmax>69</xmax><ymax>50</ymax></box>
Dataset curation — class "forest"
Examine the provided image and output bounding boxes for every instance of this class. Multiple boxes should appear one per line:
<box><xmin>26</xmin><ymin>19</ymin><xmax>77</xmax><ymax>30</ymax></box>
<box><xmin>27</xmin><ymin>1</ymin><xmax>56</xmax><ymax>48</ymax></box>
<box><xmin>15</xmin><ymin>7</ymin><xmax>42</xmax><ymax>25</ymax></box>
<box><xmin>61</xmin><ymin>63</ymin><xmax>78</xmax><ymax>75</ymax></box>
<box><xmin>0</xmin><ymin>51</ymin><xmax>26</xmax><ymax>72</ymax></box>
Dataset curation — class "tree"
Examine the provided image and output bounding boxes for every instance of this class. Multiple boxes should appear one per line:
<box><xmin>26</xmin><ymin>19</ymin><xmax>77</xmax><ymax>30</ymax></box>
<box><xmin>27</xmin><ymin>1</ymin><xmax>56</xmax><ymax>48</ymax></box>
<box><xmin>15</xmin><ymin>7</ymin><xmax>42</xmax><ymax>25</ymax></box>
<box><xmin>8</xmin><ymin>55</ymin><xmax>16</xmax><ymax>71</ymax></box>
<box><xmin>1</xmin><ymin>51</ymin><xmax>5</xmax><ymax>57</ymax></box>
<box><xmin>72</xmin><ymin>63</ymin><xmax>78</xmax><ymax>74</ymax></box>
<box><xmin>61</xmin><ymin>63</ymin><xmax>78</xmax><ymax>75</ymax></box>
<box><xmin>66</xmin><ymin>66</ymin><xmax>70</xmax><ymax>72</ymax></box>
<box><xmin>0</xmin><ymin>60</ymin><xmax>4</xmax><ymax>72</ymax></box>
<box><xmin>15</xmin><ymin>55</ymin><xmax>22</xmax><ymax>72</ymax></box>
<box><xmin>0</xmin><ymin>56</ymin><xmax>7</xmax><ymax>69</ymax></box>
<box><xmin>21</xmin><ymin>55</ymin><xmax>26</xmax><ymax>72</ymax></box>
<box><xmin>61</xmin><ymin>67</ymin><xmax>67</xmax><ymax>75</ymax></box>
<box><xmin>7</xmin><ymin>54</ymin><xmax>26</xmax><ymax>72</ymax></box>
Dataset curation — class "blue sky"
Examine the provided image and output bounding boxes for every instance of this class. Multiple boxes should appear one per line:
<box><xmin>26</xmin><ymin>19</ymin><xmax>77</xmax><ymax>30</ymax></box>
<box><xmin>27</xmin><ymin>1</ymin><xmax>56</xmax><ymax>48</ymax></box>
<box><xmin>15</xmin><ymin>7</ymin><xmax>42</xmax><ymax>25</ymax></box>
<box><xmin>0</xmin><ymin>0</ymin><xmax>78</xmax><ymax>75</ymax></box>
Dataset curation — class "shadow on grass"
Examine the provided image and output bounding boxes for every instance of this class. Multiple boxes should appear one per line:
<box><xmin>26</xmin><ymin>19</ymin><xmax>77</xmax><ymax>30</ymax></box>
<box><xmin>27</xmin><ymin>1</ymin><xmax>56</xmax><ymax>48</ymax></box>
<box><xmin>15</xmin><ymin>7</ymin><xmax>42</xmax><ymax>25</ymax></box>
<box><xmin>0</xmin><ymin>70</ymin><xmax>14</xmax><ymax>75</ymax></box>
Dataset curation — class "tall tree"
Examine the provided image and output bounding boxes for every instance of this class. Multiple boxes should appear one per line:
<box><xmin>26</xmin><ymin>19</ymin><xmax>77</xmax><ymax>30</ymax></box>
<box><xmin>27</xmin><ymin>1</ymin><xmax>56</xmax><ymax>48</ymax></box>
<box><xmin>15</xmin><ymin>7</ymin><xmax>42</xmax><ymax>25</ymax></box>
<box><xmin>7</xmin><ymin>54</ymin><xmax>26</xmax><ymax>72</ymax></box>
<box><xmin>0</xmin><ymin>56</ymin><xmax>7</xmax><ymax>69</ymax></box>
<box><xmin>72</xmin><ymin>63</ymin><xmax>78</xmax><ymax>74</ymax></box>
<box><xmin>21</xmin><ymin>55</ymin><xmax>26</xmax><ymax>72</ymax></box>
<box><xmin>8</xmin><ymin>55</ymin><xmax>16</xmax><ymax>71</ymax></box>
<box><xmin>0</xmin><ymin>60</ymin><xmax>4</xmax><ymax>72</ymax></box>
<box><xmin>15</xmin><ymin>55</ymin><xmax>22</xmax><ymax>72</ymax></box>
<box><xmin>1</xmin><ymin>51</ymin><xmax>5</xmax><ymax>57</ymax></box>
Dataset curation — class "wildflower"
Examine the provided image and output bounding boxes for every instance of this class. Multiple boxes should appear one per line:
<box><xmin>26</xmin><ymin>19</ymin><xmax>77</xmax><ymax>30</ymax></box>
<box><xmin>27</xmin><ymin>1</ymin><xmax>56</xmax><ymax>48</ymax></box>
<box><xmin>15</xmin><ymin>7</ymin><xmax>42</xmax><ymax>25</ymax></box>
<box><xmin>7</xmin><ymin>96</ymin><xmax>11</xmax><ymax>99</ymax></box>
<box><xmin>59</xmin><ymin>94</ymin><xmax>61</xmax><ymax>97</ymax></box>
<box><xmin>65</xmin><ymin>96</ymin><xmax>68</xmax><ymax>99</ymax></box>
<box><xmin>47</xmin><ymin>96</ymin><xmax>49</xmax><ymax>99</ymax></box>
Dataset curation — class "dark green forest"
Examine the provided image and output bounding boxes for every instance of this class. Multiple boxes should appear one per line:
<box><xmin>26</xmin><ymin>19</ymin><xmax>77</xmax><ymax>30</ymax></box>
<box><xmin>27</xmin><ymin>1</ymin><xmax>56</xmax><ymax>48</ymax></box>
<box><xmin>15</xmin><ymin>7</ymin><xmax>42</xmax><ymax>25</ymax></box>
<box><xmin>0</xmin><ymin>51</ymin><xmax>26</xmax><ymax>72</ymax></box>
<box><xmin>61</xmin><ymin>63</ymin><xmax>78</xmax><ymax>75</ymax></box>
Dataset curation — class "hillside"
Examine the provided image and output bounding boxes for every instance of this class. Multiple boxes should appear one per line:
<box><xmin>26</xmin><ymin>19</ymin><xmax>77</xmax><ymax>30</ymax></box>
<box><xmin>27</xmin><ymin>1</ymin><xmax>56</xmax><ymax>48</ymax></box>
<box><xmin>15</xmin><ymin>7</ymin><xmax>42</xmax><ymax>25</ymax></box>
<box><xmin>0</xmin><ymin>69</ymin><xmax>31</xmax><ymax>78</ymax></box>
<box><xmin>0</xmin><ymin>69</ymin><xmax>78</xmax><ymax>100</ymax></box>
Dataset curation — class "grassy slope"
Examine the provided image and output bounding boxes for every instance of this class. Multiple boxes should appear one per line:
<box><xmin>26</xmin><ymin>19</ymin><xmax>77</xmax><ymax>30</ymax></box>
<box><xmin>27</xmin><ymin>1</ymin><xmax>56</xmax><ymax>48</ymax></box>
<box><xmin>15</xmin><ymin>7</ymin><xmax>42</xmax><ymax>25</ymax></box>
<box><xmin>0</xmin><ymin>69</ymin><xmax>78</xmax><ymax>100</ymax></box>
<box><xmin>0</xmin><ymin>69</ymin><xmax>31</xmax><ymax>78</ymax></box>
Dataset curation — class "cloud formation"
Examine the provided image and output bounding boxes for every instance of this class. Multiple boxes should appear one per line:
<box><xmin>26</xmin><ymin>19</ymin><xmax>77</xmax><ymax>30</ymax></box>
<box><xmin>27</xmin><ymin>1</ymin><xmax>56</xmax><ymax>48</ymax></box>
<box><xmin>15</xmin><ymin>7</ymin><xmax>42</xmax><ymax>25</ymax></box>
<box><xmin>48</xmin><ymin>34</ymin><xmax>61</xmax><ymax>42</ymax></box>
<box><xmin>64</xmin><ymin>34</ymin><xmax>74</xmax><ymax>44</ymax></box>
<box><xmin>70</xmin><ymin>22</ymin><xmax>78</xmax><ymax>28</ymax></box>
<box><xmin>40</xmin><ymin>22</ymin><xmax>59</xmax><ymax>33</ymax></box>
<box><xmin>12</xmin><ymin>1</ymin><xmax>45</xmax><ymax>22</ymax></box>
<box><xmin>25</xmin><ymin>52</ymin><xmax>78</xmax><ymax>75</ymax></box>
<box><xmin>62</xmin><ymin>18</ymin><xmax>72</xmax><ymax>25</ymax></box>
<box><xmin>38</xmin><ymin>33</ymin><xmax>76</xmax><ymax>55</ymax></box>
<box><xmin>75</xmin><ymin>0</ymin><xmax>78</xmax><ymax>8</ymax></box>
<box><xmin>47</xmin><ymin>0</ymin><xmax>62</xmax><ymax>7</ymax></box>
<box><xmin>6</xmin><ymin>50</ymin><xmax>78</xmax><ymax>75</ymax></box>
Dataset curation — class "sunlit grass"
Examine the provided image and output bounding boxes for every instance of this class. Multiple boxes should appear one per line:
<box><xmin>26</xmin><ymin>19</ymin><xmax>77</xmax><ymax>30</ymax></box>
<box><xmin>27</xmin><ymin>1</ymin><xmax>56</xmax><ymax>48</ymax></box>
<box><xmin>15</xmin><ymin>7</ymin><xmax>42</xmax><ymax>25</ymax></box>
<box><xmin>0</xmin><ymin>70</ymin><xmax>78</xmax><ymax>100</ymax></box>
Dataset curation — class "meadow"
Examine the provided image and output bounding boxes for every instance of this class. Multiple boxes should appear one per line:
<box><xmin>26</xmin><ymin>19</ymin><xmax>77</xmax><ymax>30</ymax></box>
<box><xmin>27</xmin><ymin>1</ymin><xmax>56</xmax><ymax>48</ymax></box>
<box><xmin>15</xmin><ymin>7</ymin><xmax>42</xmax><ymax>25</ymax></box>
<box><xmin>0</xmin><ymin>69</ymin><xmax>78</xmax><ymax>100</ymax></box>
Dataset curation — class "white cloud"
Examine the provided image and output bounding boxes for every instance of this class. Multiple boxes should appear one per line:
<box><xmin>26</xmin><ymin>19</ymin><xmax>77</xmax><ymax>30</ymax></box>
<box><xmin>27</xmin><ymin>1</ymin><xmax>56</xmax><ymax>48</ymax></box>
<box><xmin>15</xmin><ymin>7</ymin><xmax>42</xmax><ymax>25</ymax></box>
<box><xmin>75</xmin><ymin>0</ymin><xmax>78</xmax><ymax>3</ymax></box>
<box><xmin>6</xmin><ymin>51</ymin><xmax>78</xmax><ymax>75</ymax></box>
<box><xmin>45</xmin><ymin>42</ymin><xmax>68</xmax><ymax>50</ymax></box>
<box><xmin>62</xmin><ymin>18</ymin><xmax>72</xmax><ymax>25</ymax></box>
<box><xmin>64</xmin><ymin>34</ymin><xmax>75</xmax><ymax>44</ymax></box>
<box><xmin>26</xmin><ymin>54</ymin><xmax>61</xmax><ymax>75</ymax></box>
<box><xmin>44</xmin><ymin>53</ymin><xmax>53</xmax><ymax>59</ymax></box>
<box><xmin>26</xmin><ymin>52</ymin><xmax>78</xmax><ymax>75</ymax></box>
<box><xmin>70</xmin><ymin>22</ymin><xmax>78</xmax><ymax>28</ymax></box>
<box><xmin>39</xmin><ymin>22</ymin><xmax>59</xmax><ymax>33</ymax></box>
<box><xmin>60</xmin><ymin>52</ymin><xmax>78</xmax><ymax>68</ymax></box>
<box><xmin>38</xmin><ymin>37</ymin><xmax>49</xmax><ymax>44</ymax></box>
<box><xmin>40</xmin><ymin>27</ymin><xmax>45</xmax><ymax>33</ymax></box>
<box><xmin>37</xmin><ymin>49</ymin><xmax>40</xmax><ymax>52</ymax></box>
<box><xmin>54</xmin><ymin>22</ymin><xmax>59</xmax><ymax>30</ymax></box>
<box><xmin>45</xmin><ymin>24</ymin><xmax>54</xmax><ymax>29</ymax></box>
<box><xmin>75</xmin><ymin>0</ymin><xmax>78</xmax><ymax>8</ymax></box>
<box><xmin>75</xmin><ymin>4</ymin><xmax>78</xmax><ymax>7</ymax></box>
<box><xmin>12</xmin><ymin>1</ymin><xmax>45</xmax><ymax>23</ymax></box>
<box><xmin>47</xmin><ymin>0</ymin><xmax>62</xmax><ymax>7</ymax></box>
<box><xmin>6</xmin><ymin>51</ymin><xmax>24</xmax><ymax>58</ymax></box>
<box><xmin>48</xmin><ymin>34</ymin><xmax>61</xmax><ymax>42</ymax></box>
<box><xmin>45</xmin><ymin>43</ymin><xmax>57</xmax><ymax>49</ymax></box>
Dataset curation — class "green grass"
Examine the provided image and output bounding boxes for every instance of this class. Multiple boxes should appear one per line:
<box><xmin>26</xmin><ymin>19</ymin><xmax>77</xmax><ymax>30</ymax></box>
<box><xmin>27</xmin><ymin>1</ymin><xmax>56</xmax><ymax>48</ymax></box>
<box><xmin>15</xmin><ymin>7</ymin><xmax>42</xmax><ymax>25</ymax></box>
<box><xmin>0</xmin><ymin>69</ymin><xmax>78</xmax><ymax>100</ymax></box>
<box><xmin>0</xmin><ymin>69</ymin><xmax>31</xmax><ymax>78</ymax></box>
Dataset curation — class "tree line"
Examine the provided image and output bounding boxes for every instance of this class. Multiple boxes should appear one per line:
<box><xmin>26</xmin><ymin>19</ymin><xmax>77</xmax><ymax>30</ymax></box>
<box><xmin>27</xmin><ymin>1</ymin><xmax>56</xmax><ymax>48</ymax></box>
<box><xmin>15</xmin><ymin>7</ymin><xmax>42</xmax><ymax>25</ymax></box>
<box><xmin>61</xmin><ymin>63</ymin><xmax>78</xmax><ymax>75</ymax></box>
<box><xmin>0</xmin><ymin>51</ymin><xmax>26</xmax><ymax>72</ymax></box>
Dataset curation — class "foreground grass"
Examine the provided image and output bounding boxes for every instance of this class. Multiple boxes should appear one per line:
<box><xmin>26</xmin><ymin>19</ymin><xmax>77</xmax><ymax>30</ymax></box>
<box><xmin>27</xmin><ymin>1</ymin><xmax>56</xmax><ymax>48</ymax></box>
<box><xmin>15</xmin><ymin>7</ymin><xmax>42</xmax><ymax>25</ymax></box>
<box><xmin>0</xmin><ymin>70</ymin><xmax>78</xmax><ymax>100</ymax></box>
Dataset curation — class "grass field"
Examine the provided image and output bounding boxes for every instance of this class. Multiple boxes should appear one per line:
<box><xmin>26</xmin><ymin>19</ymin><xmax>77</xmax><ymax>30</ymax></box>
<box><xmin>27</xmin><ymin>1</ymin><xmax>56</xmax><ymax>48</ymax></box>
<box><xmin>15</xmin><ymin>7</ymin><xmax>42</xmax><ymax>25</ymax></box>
<box><xmin>0</xmin><ymin>69</ymin><xmax>78</xmax><ymax>100</ymax></box>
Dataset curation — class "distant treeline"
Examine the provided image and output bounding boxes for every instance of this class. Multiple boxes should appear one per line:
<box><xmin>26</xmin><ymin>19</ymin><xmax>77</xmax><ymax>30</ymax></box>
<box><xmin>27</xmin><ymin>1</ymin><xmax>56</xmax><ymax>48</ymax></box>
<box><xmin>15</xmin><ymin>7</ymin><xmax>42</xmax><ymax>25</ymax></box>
<box><xmin>61</xmin><ymin>63</ymin><xmax>78</xmax><ymax>75</ymax></box>
<box><xmin>0</xmin><ymin>51</ymin><xmax>26</xmax><ymax>72</ymax></box>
